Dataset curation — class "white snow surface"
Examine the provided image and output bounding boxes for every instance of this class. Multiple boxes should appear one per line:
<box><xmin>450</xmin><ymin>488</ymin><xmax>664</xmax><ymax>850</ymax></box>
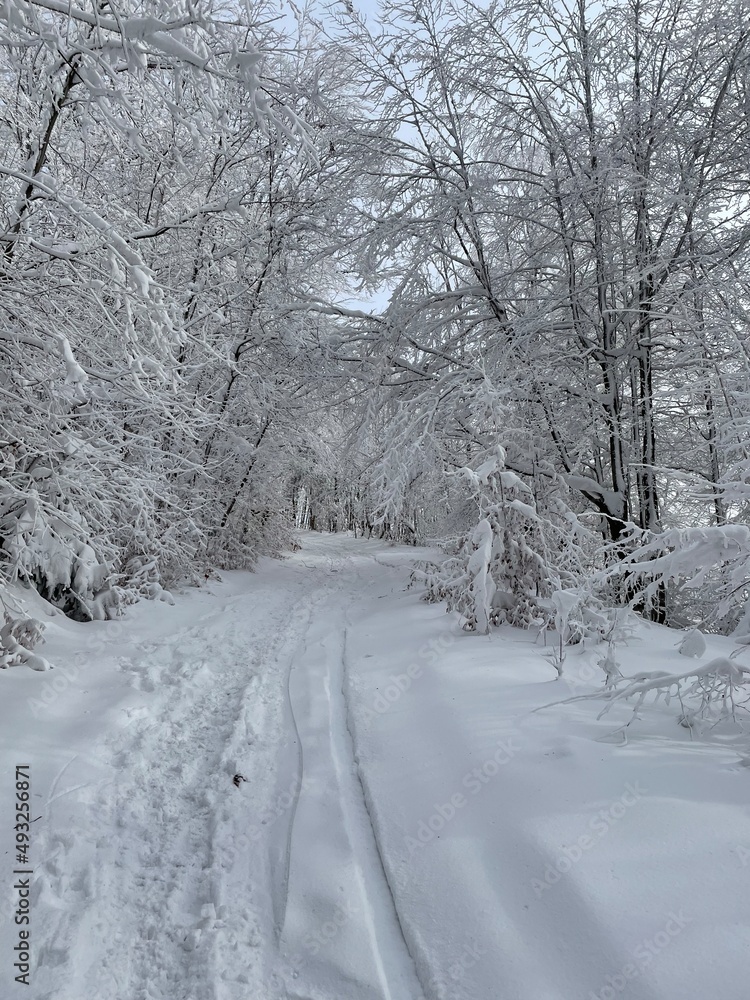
<box><xmin>2</xmin><ymin>533</ymin><xmax>749</xmax><ymax>1000</ymax></box>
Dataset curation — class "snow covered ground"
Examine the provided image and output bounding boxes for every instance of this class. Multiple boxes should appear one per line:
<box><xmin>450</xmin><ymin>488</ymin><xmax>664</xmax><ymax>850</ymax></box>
<box><xmin>2</xmin><ymin>533</ymin><xmax>749</xmax><ymax>1000</ymax></box>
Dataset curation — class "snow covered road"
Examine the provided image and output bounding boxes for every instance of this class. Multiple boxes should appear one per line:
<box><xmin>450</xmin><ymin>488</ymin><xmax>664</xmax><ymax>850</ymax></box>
<box><xmin>2</xmin><ymin>533</ymin><xmax>750</xmax><ymax>999</ymax></box>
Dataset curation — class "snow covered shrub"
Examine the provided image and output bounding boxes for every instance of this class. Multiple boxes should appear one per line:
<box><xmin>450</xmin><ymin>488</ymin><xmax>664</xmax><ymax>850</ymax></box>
<box><xmin>414</xmin><ymin>445</ymin><xmax>594</xmax><ymax>633</ymax></box>
<box><xmin>121</xmin><ymin>556</ymin><xmax>174</xmax><ymax>607</ymax></box>
<box><xmin>207</xmin><ymin>505</ymin><xmax>296</xmax><ymax>571</ymax></box>
<box><xmin>534</xmin><ymin>592</ymin><xmax>636</xmax><ymax>678</ymax></box>
<box><xmin>538</xmin><ymin>593</ymin><xmax>638</xmax><ymax>646</ymax></box>
<box><xmin>0</xmin><ymin>612</ymin><xmax>50</xmax><ymax>671</ymax></box>
<box><xmin>0</xmin><ymin>494</ymin><xmax>113</xmax><ymax>620</ymax></box>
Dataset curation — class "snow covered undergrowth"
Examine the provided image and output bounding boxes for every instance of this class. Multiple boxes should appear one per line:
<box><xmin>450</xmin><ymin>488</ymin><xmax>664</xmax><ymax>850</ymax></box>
<box><xmin>2</xmin><ymin>533</ymin><xmax>749</xmax><ymax>1000</ymax></box>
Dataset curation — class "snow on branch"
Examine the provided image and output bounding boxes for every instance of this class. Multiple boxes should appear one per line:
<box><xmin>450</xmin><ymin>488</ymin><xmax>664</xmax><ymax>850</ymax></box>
<box><xmin>559</xmin><ymin>657</ymin><xmax>750</xmax><ymax>734</ymax></box>
<box><xmin>601</xmin><ymin>525</ymin><xmax>750</xmax><ymax>630</ymax></box>
<box><xmin>10</xmin><ymin>0</ymin><xmax>318</xmax><ymax>155</ymax></box>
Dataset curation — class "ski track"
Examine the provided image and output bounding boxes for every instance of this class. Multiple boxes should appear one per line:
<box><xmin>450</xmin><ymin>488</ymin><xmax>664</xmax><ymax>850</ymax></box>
<box><xmin>270</xmin><ymin>580</ymin><xmax>331</xmax><ymax>942</ymax></box>
<box><xmin>278</xmin><ymin>549</ymin><xmax>424</xmax><ymax>1000</ymax></box>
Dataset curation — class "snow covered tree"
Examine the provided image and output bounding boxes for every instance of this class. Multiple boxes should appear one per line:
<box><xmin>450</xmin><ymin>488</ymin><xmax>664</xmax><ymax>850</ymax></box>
<box><xmin>327</xmin><ymin>0</ymin><xmax>750</xmax><ymax>627</ymax></box>
<box><xmin>0</xmin><ymin>0</ymin><xmax>334</xmax><ymax>629</ymax></box>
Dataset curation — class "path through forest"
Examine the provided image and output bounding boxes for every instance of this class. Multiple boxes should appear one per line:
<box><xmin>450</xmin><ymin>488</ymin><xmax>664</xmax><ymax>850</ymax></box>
<box><xmin>2</xmin><ymin>534</ymin><xmax>749</xmax><ymax>1000</ymax></box>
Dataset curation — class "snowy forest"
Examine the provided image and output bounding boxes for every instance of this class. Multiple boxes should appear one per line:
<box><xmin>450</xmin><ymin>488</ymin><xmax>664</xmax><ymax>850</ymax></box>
<box><xmin>4</xmin><ymin>0</ymin><xmax>750</xmax><ymax>651</ymax></box>
<box><xmin>4</xmin><ymin>3</ymin><xmax>750</xmax><ymax>999</ymax></box>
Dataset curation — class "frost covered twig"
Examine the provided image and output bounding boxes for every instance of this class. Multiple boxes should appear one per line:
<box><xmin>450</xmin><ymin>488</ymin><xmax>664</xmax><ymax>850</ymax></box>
<box><xmin>537</xmin><ymin>658</ymin><xmax>750</xmax><ymax>732</ymax></box>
